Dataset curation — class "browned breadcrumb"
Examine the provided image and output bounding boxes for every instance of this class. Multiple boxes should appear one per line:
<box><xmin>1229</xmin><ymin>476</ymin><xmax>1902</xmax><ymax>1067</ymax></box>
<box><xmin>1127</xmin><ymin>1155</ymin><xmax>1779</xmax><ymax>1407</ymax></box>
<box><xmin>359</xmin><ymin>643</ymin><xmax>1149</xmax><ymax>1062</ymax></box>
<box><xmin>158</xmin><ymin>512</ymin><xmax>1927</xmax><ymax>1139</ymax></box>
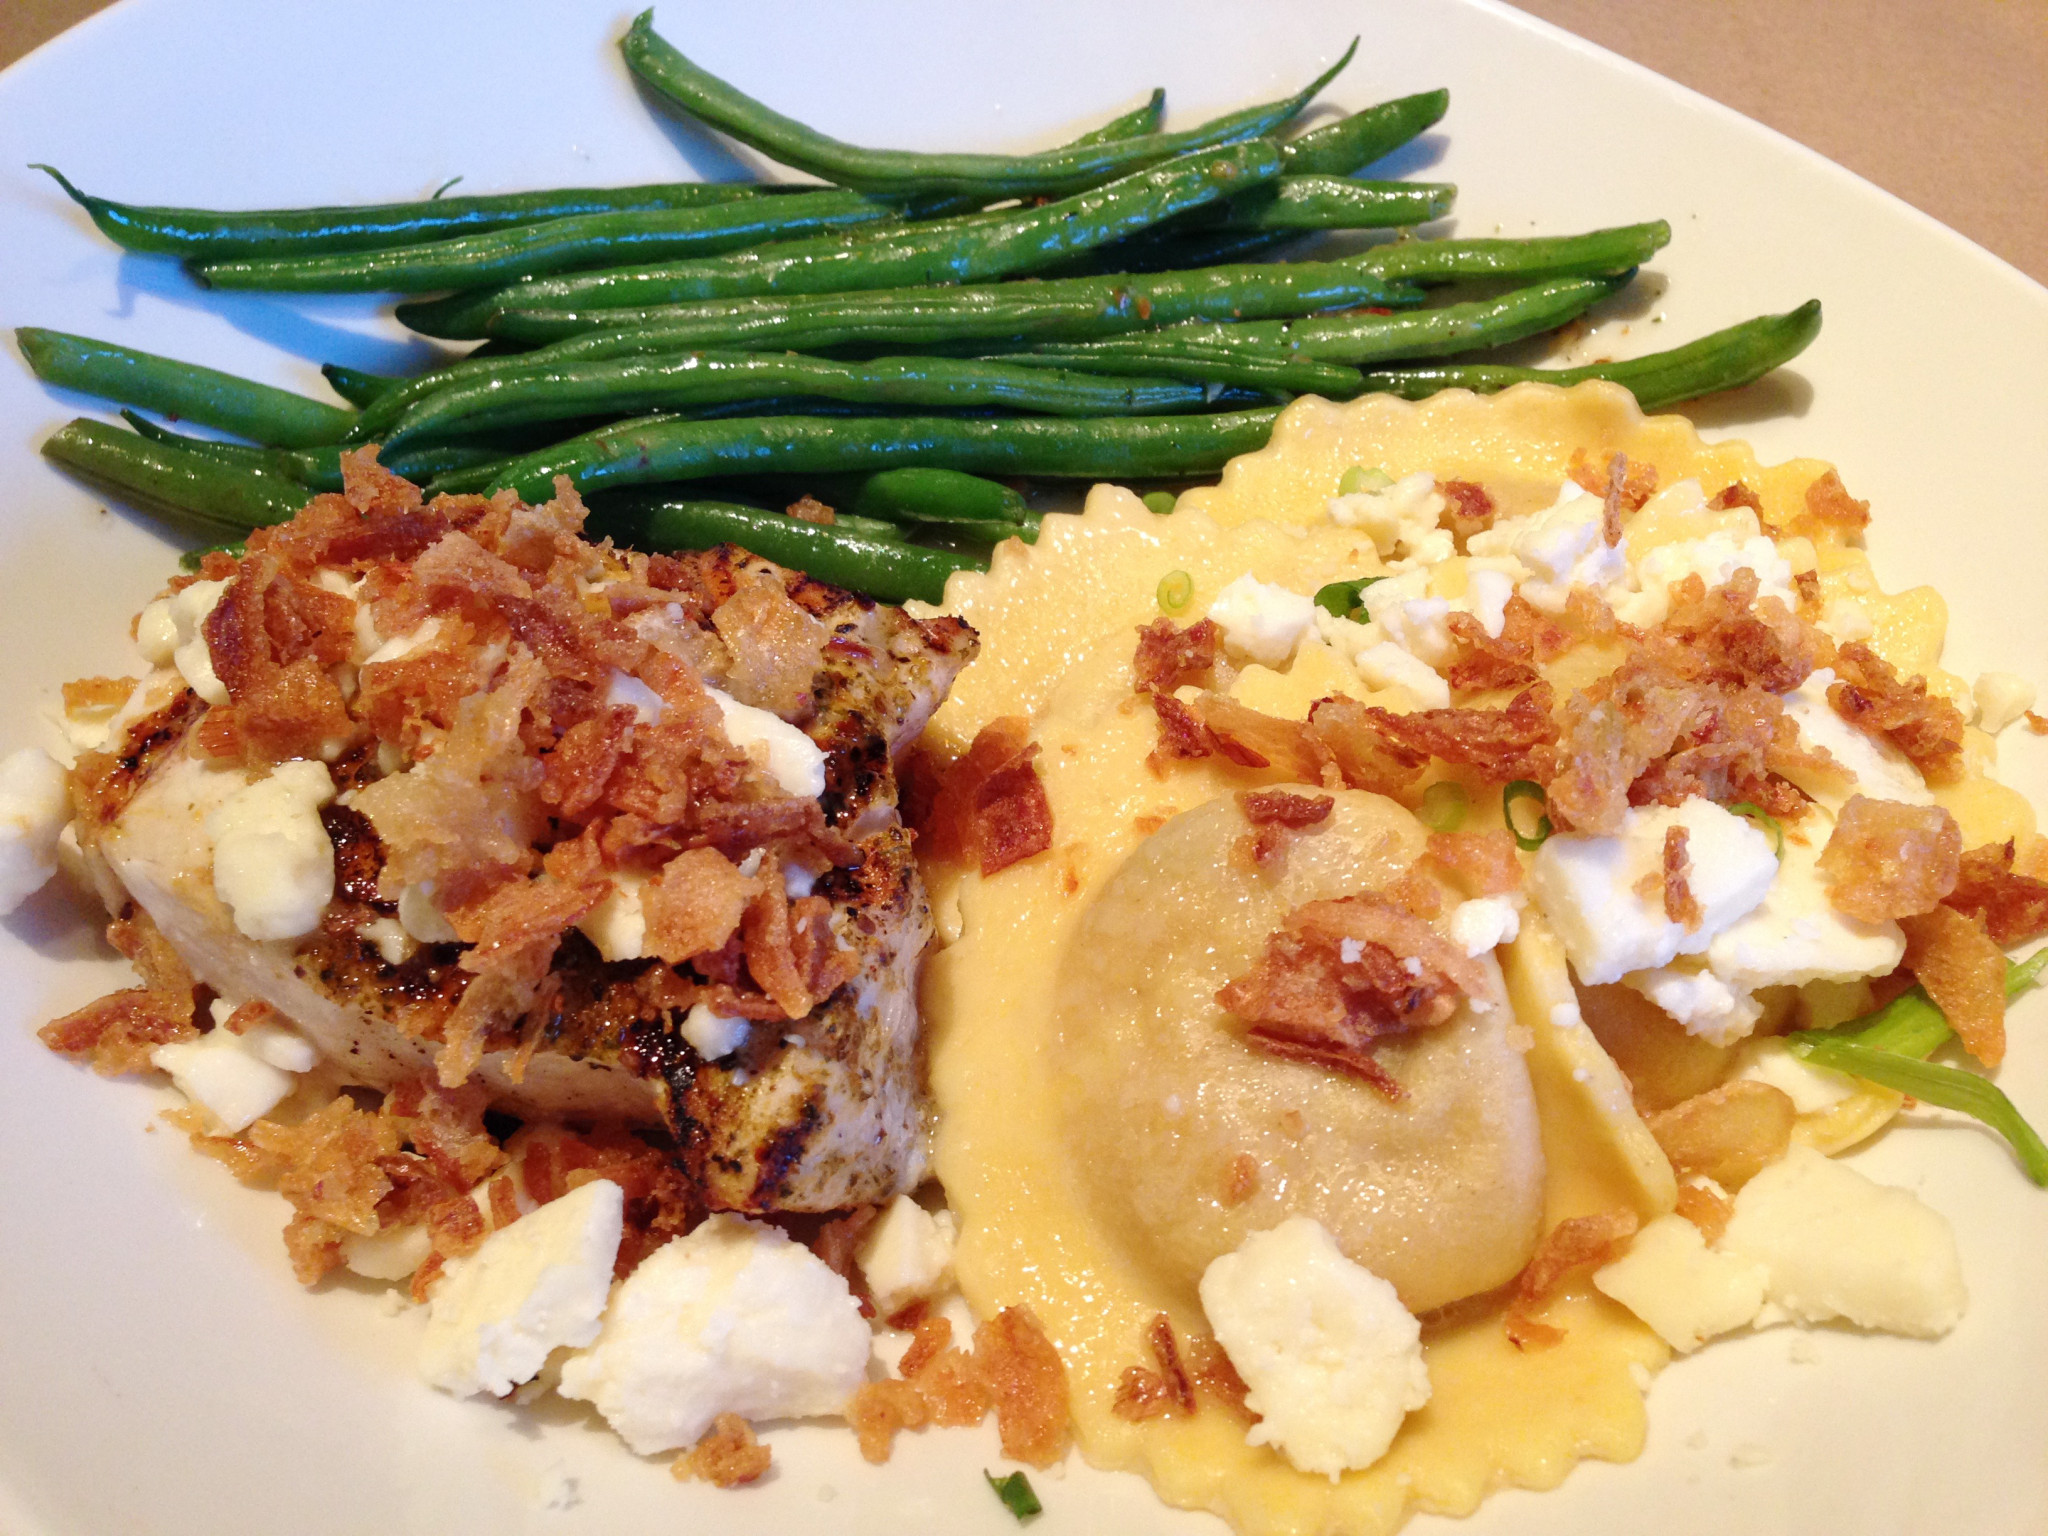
<box><xmin>847</xmin><ymin>1378</ymin><xmax>932</xmax><ymax>1463</ymax></box>
<box><xmin>784</xmin><ymin>495</ymin><xmax>835</xmax><ymax>526</ymax></box>
<box><xmin>1222</xmin><ymin>1152</ymin><xmax>1261</xmax><ymax>1207</ymax></box>
<box><xmin>976</xmin><ymin>1306</ymin><xmax>1071</xmax><ymax>1468</ymax></box>
<box><xmin>672</xmin><ymin>1413</ymin><xmax>772</xmax><ymax>1487</ymax></box>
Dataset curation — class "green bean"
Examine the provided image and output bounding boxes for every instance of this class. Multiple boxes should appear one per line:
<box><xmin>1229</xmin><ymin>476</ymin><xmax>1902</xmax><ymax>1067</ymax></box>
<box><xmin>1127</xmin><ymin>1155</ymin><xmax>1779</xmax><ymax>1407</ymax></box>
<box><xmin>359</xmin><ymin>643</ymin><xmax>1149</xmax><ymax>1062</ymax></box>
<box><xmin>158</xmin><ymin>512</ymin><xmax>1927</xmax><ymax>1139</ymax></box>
<box><xmin>621</xmin><ymin>11</ymin><xmax>1354</xmax><ymax>198</ymax></box>
<box><xmin>1075</xmin><ymin>89</ymin><xmax>1167</xmax><ymax>146</ymax></box>
<box><xmin>1357</xmin><ymin>222</ymin><xmax>1672</xmax><ymax>285</ymax></box>
<box><xmin>41</xmin><ymin>418</ymin><xmax>307</xmax><ymax>532</ymax></box>
<box><xmin>194</xmin><ymin>189</ymin><xmax>903</xmax><ymax>294</ymax></box>
<box><xmin>180</xmin><ymin>539</ymin><xmax>246</xmax><ymax>573</ymax></box>
<box><xmin>1352</xmin><ymin>301</ymin><xmax>1823</xmax><ymax>412</ymax></box>
<box><xmin>16</xmin><ymin>328</ymin><xmax>355</xmax><ymax>448</ymax></box>
<box><xmin>396</xmin><ymin>140</ymin><xmax>1286</xmax><ymax>339</ymax></box>
<box><xmin>371</xmin><ymin>351</ymin><xmax>1212</xmax><ymax>449</ymax></box>
<box><xmin>446</xmin><ymin>406</ymin><xmax>1283</xmax><ymax>502</ymax></box>
<box><xmin>996</xmin><ymin>343</ymin><xmax>1360</xmax><ymax>396</ymax></box>
<box><xmin>1193</xmin><ymin>175</ymin><xmax>1454</xmax><ymax>232</ymax></box>
<box><xmin>1081</xmin><ymin>226</ymin><xmax>1304</xmax><ymax>275</ymax></box>
<box><xmin>34</xmin><ymin>164</ymin><xmax>801</xmax><ymax>259</ymax></box>
<box><xmin>585</xmin><ymin>492</ymin><xmax>979</xmax><ymax>604</ymax></box>
<box><xmin>851</xmin><ymin>467</ymin><xmax>1028</xmax><ymax>526</ymax></box>
<box><xmin>320</xmin><ymin>364</ymin><xmax>404</xmax><ymax>409</ymax></box>
<box><xmin>118</xmin><ymin>410</ymin><xmax>509</xmax><ymax>493</ymax></box>
<box><xmin>1279</xmin><ymin>89</ymin><xmax>1448</xmax><ymax>174</ymax></box>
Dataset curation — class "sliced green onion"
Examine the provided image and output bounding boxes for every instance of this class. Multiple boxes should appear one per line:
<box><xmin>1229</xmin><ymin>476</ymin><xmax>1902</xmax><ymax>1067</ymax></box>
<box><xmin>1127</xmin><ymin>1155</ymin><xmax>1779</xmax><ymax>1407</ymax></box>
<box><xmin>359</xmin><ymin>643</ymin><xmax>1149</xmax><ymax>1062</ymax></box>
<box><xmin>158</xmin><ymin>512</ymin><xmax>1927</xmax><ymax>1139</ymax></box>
<box><xmin>1727</xmin><ymin>800</ymin><xmax>1785</xmax><ymax>857</ymax></box>
<box><xmin>1502</xmin><ymin>779</ymin><xmax>1552</xmax><ymax>850</ymax></box>
<box><xmin>1141</xmin><ymin>490</ymin><xmax>1177</xmax><ymax>516</ymax></box>
<box><xmin>1784</xmin><ymin>1035</ymin><xmax>2048</xmax><ymax>1186</ymax></box>
<box><xmin>1313</xmin><ymin>575</ymin><xmax>1381</xmax><ymax>621</ymax></box>
<box><xmin>1338</xmin><ymin>464</ymin><xmax>1394</xmax><ymax>496</ymax></box>
<box><xmin>1419</xmin><ymin>780</ymin><xmax>1468</xmax><ymax>833</ymax></box>
<box><xmin>1156</xmin><ymin>569</ymin><xmax>1194</xmax><ymax>614</ymax></box>
<box><xmin>985</xmin><ymin>1469</ymin><xmax>1043</xmax><ymax>1521</ymax></box>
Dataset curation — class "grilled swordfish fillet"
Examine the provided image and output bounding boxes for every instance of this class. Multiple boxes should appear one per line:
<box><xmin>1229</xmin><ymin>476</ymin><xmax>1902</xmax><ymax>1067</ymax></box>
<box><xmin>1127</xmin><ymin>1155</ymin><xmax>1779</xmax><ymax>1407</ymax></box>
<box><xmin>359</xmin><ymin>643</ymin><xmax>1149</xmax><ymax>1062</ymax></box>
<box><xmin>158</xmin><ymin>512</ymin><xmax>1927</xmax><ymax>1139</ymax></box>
<box><xmin>66</xmin><ymin>455</ymin><xmax>975</xmax><ymax>1213</ymax></box>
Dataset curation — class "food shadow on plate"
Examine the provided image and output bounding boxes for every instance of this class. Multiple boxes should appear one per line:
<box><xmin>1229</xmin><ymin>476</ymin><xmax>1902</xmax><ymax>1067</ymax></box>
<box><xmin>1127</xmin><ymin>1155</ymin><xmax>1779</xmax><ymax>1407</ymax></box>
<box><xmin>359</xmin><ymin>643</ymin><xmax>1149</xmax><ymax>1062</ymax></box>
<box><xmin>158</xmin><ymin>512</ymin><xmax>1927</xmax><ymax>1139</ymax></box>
<box><xmin>3</xmin><ymin>876</ymin><xmax>113</xmax><ymax>965</ymax></box>
<box><xmin>110</xmin><ymin>252</ymin><xmax>456</xmax><ymax>378</ymax></box>
<box><xmin>1672</xmin><ymin>370</ymin><xmax>1814</xmax><ymax>430</ymax></box>
<box><xmin>629</xmin><ymin>80</ymin><xmax>800</xmax><ymax>186</ymax></box>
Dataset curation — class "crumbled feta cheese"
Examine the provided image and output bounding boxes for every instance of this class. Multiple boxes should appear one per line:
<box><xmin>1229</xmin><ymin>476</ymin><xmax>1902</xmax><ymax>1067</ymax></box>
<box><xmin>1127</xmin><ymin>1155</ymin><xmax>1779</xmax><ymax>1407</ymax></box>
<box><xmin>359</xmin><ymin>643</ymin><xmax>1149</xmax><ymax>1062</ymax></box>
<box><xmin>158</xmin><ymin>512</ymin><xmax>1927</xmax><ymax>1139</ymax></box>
<box><xmin>344</xmin><ymin>1223</ymin><xmax>434</xmax><ymax>1282</ymax></box>
<box><xmin>1718</xmin><ymin>1145</ymin><xmax>1965</xmax><ymax>1337</ymax></box>
<box><xmin>151</xmin><ymin>1017</ymin><xmax>318</xmax><ymax>1133</ymax></box>
<box><xmin>421</xmin><ymin>1179</ymin><xmax>626</xmax><ymax>1398</ymax></box>
<box><xmin>1705</xmin><ymin>808</ymin><xmax>1905</xmax><ymax>992</ymax></box>
<box><xmin>1529</xmin><ymin>798</ymin><xmax>1778</xmax><ymax>985</ymax></box>
<box><xmin>706</xmin><ymin>687</ymin><xmax>826</xmax><ymax>799</ymax></box>
<box><xmin>397</xmin><ymin>882</ymin><xmax>461</xmax><ymax>945</ymax></box>
<box><xmin>137</xmin><ymin>578</ymin><xmax>231</xmax><ymax>705</ymax></box>
<box><xmin>1469</xmin><ymin>483</ymin><xmax>1624</xmax><ymax>615</ymax></box>
<box><xmin>1207</xmin><ymin>575</ymin><xmax>1317</xmax><ymax>667</ymax></box>
<box><xmin>1592</xmin><ymin>1213</ymin><xmax>1768</xmax><ymax>1352</ymax></box>
<box><xmin>856</xmin><ymin>1195</ymin><xmax>957</xmax><ymax>1317</ymax></box>
<box><xmin>1622</xmin><ymin>962</ymin><xmax>1763</xmax><ymax>1046</ymax></box>
<box><xmin>1816</xmin><ymin>596</ymin><xmax>1875</xmax><ymax>644</ymax></box>
<box><xmin>1326</xmin><ymin>471</ymin><xmax>1448</xmax><ymax>565</ymax></box>
<box><xmin>605</xmin><ymin>669</ymin><xmax>667</xmax><ymax>725</ymax></box>
<box><xmin>204</xmin><ymin>760</ymin><xmax>336</xmax><ymax>941</ymax></box>
<box><xmin>579</xmin><ymin>873</ymin><xmax>650</xmax><ymax>963</ymax></box>
<box><xmin>1778</xmin><ymin>668</ymin><xmax>1932</xmax><ymax>807</ymax></box>
<box><xmin>1359</xmin><ymin>569</ymin><xmax>1454</xmax><ymax>666</ymax></box>
<box><xmin>1351</xmin><ymin>641</ymin><xmax>1450</xmax><ymax>709</ymax></box>
<box><xmin>681</xmin><ymin>1002</ymin><xmax>750</xmax><ymax>1061</ymax></box>
<box><xmin>359</xmin><ymin>916</ymin><xmax>413</xmax><ymax>966</ymax></box>
<box><xmin>1447</xmin><ymin>895</ymin><xmax>1521</xmax><ymax>957</ymax></box>
<box><xmin>558</xmin><ymin>1212</ymin><xmax>869</xmax><ymax>1455</ymax></box>
<box><xmin>1731</xmin><ymin>1036</ymin><xmax>1858</xmax><ymax>1115</ymax></box>
<box><xmin>1199</xmin><ymin>1216</ymin><xmax>1429</xmax><ymax>1480</ymax></box>
<box><xmin>0</xmin><ymin>746</ymin><xmax>71</xmax><ymax>914</ymax></box>
<box><xmin>1463</xmin><ymin>564</ymin><xmax>1516</xmax><ymax>638</ymax></box>
<box><xmin>1614</xmin><ymin>531</ymin><xmax>1795</xmax><ymax>629</ymax></box>
<box><xmin>1973</xmin><ymin>671</ymin><xmax>2037</xmax><ymax>735</ymax></box>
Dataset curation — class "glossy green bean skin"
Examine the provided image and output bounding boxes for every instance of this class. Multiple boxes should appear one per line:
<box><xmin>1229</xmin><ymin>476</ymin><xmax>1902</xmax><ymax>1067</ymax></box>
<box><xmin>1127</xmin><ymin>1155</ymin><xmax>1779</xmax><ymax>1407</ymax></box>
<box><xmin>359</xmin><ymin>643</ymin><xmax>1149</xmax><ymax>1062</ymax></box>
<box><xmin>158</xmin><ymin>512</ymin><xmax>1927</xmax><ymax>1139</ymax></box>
<box><xmin>118</xmin><ymin>410</ymin><xmax>508</xmax><ymax>492</ymax></box>
<box><xmin>1358</xmin><ymin>222</ymin><xmax>1671</xmax><ymax>284</ymax></box>
<box><xmin>1279</xmin><ymin>89</ymin><xmax>1448</xmax><ymax>174</ymax></box>
<box><xmin>320</xmin><ymin>364</ymin><xmax>403</xmax><ymax>409</ymax></box>
<box><xmin>17</xmin><ymin>328</ymin><xmax>355</xmax><ymax>448</ymax></box>
<box><xmin>372</xmin><ymin>351</ymin><xmax>1210</xmax><ymax>449</ymax></box>
<box><xmin>1075</xmin><ymin>90</ymin><xmax>1168</xmax><ymax>146</ymax></box>
<box><xmin>397</xmin><ymin>140</ymin><xmax>1285</xmax><ymax>339</ymax></box>
<box><xmin>194</xmin><ymin>190</ymin><xmax>901</xmax><ymax>294</ymax></box>
<box><xmin>1197</xmin><ymin>175</ymin><xmax>1453</xmax><ymax>232</ymax></box>
<box><xmin>850</xmin><ymin>467</ymin><xmax>1028</xmax><ymax>526</ymax></box>
<box><xmin>1354</xmin><ymin>301</ymin><xmax>1823</xmax><ymax>412</ymax></box>
<box><xmin>41</xmin><ymin>418</ymin><xmax>307</xmax><ymax>532</ymax></box>
<box><xmin>483</xmin><ymin>253</ymin><xmax>1422</xmax><ymax>349</ymax></box>
<box><xmin>449</xmin><ymin>407</ymin><xmax>1283</xmax><ymax>502</ymax></box>
<box><xmin>622</xmin><ymin>11</ymin><xmax>1353</xmax><ymax>198</ymax></box>
<box><xmin>586</xmin><ymin>493</ymin><xmax>977</xmax><ymax>604</ymax></box>
<box><xmin>34</xmin><ymin>164</ymin><xmax>796</xmax><ymax>259</ymax></box>
<box><xmin>996</xmin><ymin>343</ymin><xmax>1360</xmax><ymax>396</ymax></box>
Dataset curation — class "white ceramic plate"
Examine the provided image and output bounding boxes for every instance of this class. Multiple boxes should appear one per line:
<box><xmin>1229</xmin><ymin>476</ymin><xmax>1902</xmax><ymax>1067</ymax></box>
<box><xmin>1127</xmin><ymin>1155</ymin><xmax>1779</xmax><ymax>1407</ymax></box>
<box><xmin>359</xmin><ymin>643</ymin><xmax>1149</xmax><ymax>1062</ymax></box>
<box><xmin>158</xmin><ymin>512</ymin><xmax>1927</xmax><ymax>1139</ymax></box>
<box><xmin>3</xmin><ymin>3</ymin><xmax>2044</xmax><ymax>1532</ymax></box>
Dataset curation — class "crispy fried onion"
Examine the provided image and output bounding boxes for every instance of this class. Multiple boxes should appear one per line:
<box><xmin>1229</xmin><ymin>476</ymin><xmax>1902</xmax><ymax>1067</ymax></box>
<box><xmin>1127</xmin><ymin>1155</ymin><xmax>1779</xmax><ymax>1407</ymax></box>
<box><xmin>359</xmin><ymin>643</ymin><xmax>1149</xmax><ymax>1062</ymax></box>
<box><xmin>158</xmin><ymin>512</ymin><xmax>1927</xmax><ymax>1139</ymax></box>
<box><xmin>1443</xmin><ymin>595</ymin><xmax>1573</xmax><ymax>697</ymax></box>
<box><xmin>1113</xmin><ymin>1312</ymin><xmax>1199</xmax><ymax>1421</ymax></box>
<box><xmin>924</xmin><ymin>716</ymin><xmax>1053</xmax><ymax>875</ymax></box>
<box><xmin>1827</xmin><ymin>641</ymin><xmax>1967</xmax><ymax>785</ymax></box>
<box><xmin>1234</xmin><ymin>787</ymin><xmax>1333</xmax><ymax>872</ymax></box>
<box><xmin>38</xmin><ymin>910</ymin><xmax>201</xmax><ymax>1075</ymax></box>
<box><xmin>846</xmin><ymin>1306</ymin><xmax>1071</xmax><ymax>1467</ymax></box>
<box><xmin>1901</xmin><ymin>905</ymin><xmax>2009</xmax><ymax>1068</ymax></box>
<box><xmin>1944</xmin><ymin>839</ymin><xmax>2048</xmax><ymax>947</ymax></box>
<box><xmin>1133</xmin><ymin>616</ymin><xmax>1222</xmax><ymax>694</ymax></box>
<box><xmin>1504</xmin><ymin>1209</ymin><xmax>1641</xmax><ymax>1349</ymax></box>
<box><xmin>1217</xmin><ymin>893</ymin><xmax>1501</xmax><ymax>1097</ymax></box>
<box><xmin>1816</xmin><ymin>794</ymin><xmax>1962</xmax><ymax>923</ymax></box>
<box><xmin>1547</xmin><ymin>569</ymin><xmax>1834</xmax><ymax>834</ymax></box>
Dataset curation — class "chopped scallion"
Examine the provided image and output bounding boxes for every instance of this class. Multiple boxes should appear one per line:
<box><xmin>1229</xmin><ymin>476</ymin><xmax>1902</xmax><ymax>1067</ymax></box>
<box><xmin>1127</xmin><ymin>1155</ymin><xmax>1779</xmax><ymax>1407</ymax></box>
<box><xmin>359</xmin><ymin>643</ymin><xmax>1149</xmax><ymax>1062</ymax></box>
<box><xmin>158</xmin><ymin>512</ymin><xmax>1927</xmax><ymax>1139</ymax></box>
<box><xmin>1156</xmin><ymin>569</ymin><xmax>1193</xmax><ymax>614</ymax></box>
<box><xmin>1141</xmin><ymin>490</ymin><xmax>1177</xmax><ymax>516</ymax></box>
<box><xmin>1502</xmin><ymin>778</ymin><xmax>1552</xmax><ymax>850</ymax></box>
<box><xmin>1419</xmin><ymin>780</ymin><xmax>1468</xmax><ymax>832</ymax></box>
<box><xmin>1338</xmin><ymin>464</ymin><xmax>1394</xmax><ymax>496</ymax></box>
<box><xmin>985</xmin><ymin>1469</ymin><xmax>1043</xmax><ymax>1521</ymax></box>
<box><xmin>1727</xmin><ymin>800</ymin><xmax>1785</xmax><ymax>857</ymax></box>
<box><xmin>1313</xmin><ymin>575</ymin><xmax>1381</xmax><ymax>621</ymax></box>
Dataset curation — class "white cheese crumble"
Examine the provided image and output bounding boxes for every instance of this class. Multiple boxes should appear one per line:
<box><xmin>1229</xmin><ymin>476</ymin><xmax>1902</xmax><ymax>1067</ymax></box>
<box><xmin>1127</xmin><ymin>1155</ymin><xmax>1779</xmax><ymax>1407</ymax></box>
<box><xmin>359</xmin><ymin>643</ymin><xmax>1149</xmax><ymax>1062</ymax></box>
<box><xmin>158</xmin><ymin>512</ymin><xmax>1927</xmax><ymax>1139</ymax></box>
<box><xmin>420</xmin><ymin>1179</ymin><xmax>625</xmax><ymax>1398</ymax></box>
<box><xmin>1730</xmin><ymin>1036</ymin><xmax>1858</xmax><ymax>1115</ymax></box>
<box><xmin>579</xmin><ymin>872</ymin><xmax>650</xmax><ymax>963</ymax></box>
<box><xmin>150</xmin><ymin>1004</ymin><xmax>319</xmax><ymax>1134</ymax></box>
<box><xmin>137</xmin><ymin>578</ymin><xmax>231</xmax><ymax>705</ymax></box>
<box><xmin>1622</xmin><ymin>962</ymin><xmax>1763</xmax><ymax>1047</ymax></box>
<box><xmin>1351</xmin><ymin>640</ymin><xmax>1450</xmax><ymax>709</ymax></box>
<box><xmin>1704</xmin><ymin>806</ymin><xmax>1906</xmax><ymax>993</ymax></box>
<box><xmin>680</xmin><ymin>1001</ymin><xmax>750</xmax><ymax>1061</ymax></box>
<box><xmin>1326</xmin><ymin>471</ymin><xmax>1451</xmax><ymax>567</ymax></box>
<box><xmin>344</xmin><ymin>1224</ymin><xmax>434</xmax><ymax>1283</ymax></box>
<box><xmin>0</xmin><ymin>746</ymin><xmax>71</xmax><ymax>914</ymax></box>
<box><xmin>1207</xmin><ymin>574</ymin><xmax>1317</xmax><ymax>667</ymax></box>
<box><xmin>1816</xmin><ymin>596</ymin><xmax>1875</xmax><ymax>644</ymax></box>
<box><xmin>203</xmin><ymin>760</ymin><xmax>336</xmax><ymax>941</ymax></box>
<box><xmin>1529</xmin><ymin>798</ymin><xmax>1778</xmax><ymax>986</ymax></box>
<box><xmin>1778</xmin><ymin>668</ymin><xmax>1932</xmax><ymax>808</ymax></box>
<box><xmin>1614</xmin><ymin>529</ymin><xmax>1795</xmax><ymax>629</ymax></box>
<box><xmin>1447</xmin><ymin>895</ymin><xmax>1521</xmax><ymax>957</ymax></box>
<box><xmin>558</xmin><ymin>1212</ymin><xmax>869</xmax><ymax>1455</ymax></box>
<box><xmin>1199</xmin><ymin>1215</ymin><xmax>1429</xmax><ymax>1480</ymax></box>
<box><xmin>856</xmin><ymin>1195</ymin><xmax>957</xmax><ymax>1317</ymax></box>
<box><xmin>1973</xmin><ymin>671</ymin><xmax>2037</xmax><ymax>735</ymax></box>
<box><xmin>1467</xmin><ymin>481</ymin><xmax>1624</xmax><ymax>615</ymax></box>
<box><xmin>397</xmin><ymin>881</ymin><xmax>461</xmax><ymax>945</ymax></box>
<box><xmin>1718</xmin><ymin>1146</ymin><xmax>1966</xmax><ymax>1337</ymax></box>
<box><xmin>706</xmin><ymin>687</ymin><xmax>826</xmax><ymax>799</ymax></box>
<box><xmin>1592</xmin><ymin>1212</ymin><xmax>1768</xmax><ymax>1352</ymax></box>
<box><xmin>605</xmin><ymin>668</ymin><xmax>667</xmax><ymax>725</ymax></box>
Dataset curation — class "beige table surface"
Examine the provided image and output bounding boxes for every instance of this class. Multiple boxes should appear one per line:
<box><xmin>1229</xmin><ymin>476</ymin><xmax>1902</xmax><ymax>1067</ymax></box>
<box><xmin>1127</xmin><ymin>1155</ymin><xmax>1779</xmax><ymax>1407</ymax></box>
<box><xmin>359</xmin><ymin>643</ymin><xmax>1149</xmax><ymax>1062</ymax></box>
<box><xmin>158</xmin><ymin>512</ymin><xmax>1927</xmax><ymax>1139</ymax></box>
<box><xmin>5</xmin><ymin>0</ymin><xmax>2045</xmax><ymax>287</ymax></box>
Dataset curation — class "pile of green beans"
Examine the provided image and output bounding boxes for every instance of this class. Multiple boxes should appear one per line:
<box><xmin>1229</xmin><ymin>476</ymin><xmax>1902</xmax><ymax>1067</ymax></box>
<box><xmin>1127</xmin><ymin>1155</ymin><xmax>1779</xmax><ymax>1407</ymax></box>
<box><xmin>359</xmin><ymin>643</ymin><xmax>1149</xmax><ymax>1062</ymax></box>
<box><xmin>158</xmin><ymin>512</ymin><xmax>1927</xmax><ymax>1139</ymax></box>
<box><xmin>22</xmin><ymin>11</ymin><xmax>1821</xmax><ymax>603</ymax></box>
